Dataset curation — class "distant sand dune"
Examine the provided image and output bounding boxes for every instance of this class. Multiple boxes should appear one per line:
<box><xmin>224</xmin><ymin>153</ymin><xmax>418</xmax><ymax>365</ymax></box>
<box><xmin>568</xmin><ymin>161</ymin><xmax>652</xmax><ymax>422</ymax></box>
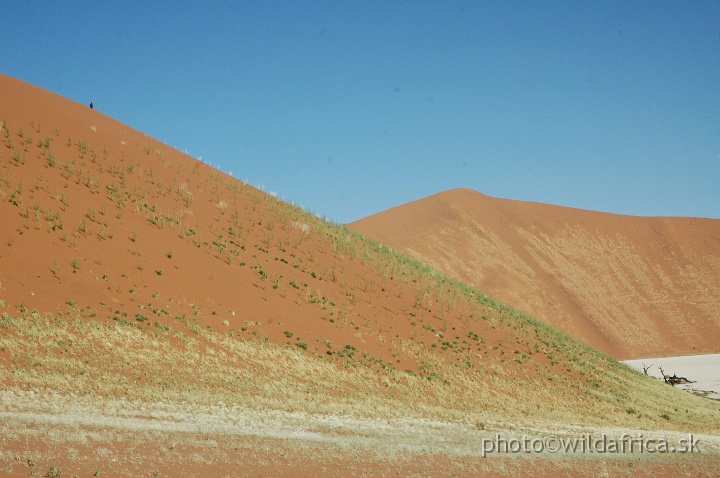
<box><xmin>350</xmin><ymin>188</ymin><xmax>720</xmax><ymax>359</ymax></box>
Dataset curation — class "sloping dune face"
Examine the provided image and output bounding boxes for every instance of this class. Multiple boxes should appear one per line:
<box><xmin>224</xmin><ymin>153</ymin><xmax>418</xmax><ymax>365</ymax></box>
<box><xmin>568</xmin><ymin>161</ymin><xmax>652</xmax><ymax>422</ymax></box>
<box><xmin>2</xmin><ymin>73</ymin><xmax>720</xmax><ymax>457</ymax></box>
<box><xmin>350</xmin><ymin>188</ymin><xmax>720</xmax><ymax>359</ymax></box>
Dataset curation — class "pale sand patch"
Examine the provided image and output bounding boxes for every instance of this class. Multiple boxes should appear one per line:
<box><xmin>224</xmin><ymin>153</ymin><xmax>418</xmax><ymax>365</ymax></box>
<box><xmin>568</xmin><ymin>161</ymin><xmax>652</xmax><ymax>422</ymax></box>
<box><xmin>624</xmin><ymin>354</ymin><xmax>720</xmax><ymax>400</ymax></box>
<box><xmin>2</xmin><ymin>389</ymin><xmax>719</xmax><ymax>459</ymax></box>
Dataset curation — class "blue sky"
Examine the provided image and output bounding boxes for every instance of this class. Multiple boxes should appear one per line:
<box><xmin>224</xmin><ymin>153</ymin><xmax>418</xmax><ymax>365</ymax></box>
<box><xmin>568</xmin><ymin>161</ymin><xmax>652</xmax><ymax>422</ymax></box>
<box><xmin>2</xmin><ymin>1</ymin><xmax>719</xmax><ymax>222</ymax></box>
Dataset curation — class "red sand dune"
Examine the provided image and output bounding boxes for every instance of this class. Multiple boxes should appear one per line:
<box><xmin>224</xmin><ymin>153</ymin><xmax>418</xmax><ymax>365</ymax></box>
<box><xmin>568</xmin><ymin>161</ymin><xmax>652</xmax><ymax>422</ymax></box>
<box><xmin>1</xmin><ymin>73</ymin><xmax>573</xmax><ymax>385</ymax></box>
<box><xmin>0</xmin><ymin>73</ymin><xmax>424</xmax><ymax>372</ymax></box>
<box><xmin>350</xmin><ymin>188</ymin><xmax>720</xmax><ymax>359</ymax></box>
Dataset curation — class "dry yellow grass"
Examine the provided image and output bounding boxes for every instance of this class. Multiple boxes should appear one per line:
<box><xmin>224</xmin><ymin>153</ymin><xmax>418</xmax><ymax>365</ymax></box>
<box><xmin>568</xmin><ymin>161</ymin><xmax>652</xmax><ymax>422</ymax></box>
<box><xmin>1</xmin><ymin>303</ymin><xmax>718</xmax><ymax>432</ymax></box>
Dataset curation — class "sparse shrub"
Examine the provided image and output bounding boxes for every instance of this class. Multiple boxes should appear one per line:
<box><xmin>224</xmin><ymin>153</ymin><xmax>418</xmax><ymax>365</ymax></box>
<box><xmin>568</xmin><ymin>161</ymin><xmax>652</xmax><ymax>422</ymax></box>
<box><xmin>284</xmin><ymin>330</ymin><xmax>294</xmax><ymax>338</ymax></box>
<box><xmin>78</xmin><ymin>139</ymin><xmax>89</xmax><ymax>158</ymax></box>
<box><xmin>45</xmin><ymin>465</ymin><xmax>63</xmax><ymax>478</ymax></box>
<box><xmin>0</xmin><ymin>312</ymin><xmax>13</xmax><ymax>328</ymax></box>
<box><xmin>296</xmin><ymin>341</ymin><xmax>308</xmax><ymax>350</ymax></box>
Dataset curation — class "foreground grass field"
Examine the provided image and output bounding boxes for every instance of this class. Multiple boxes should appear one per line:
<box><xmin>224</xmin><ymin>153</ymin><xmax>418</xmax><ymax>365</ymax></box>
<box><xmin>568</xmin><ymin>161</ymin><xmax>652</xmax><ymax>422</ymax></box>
<box><xmin>1</xmin><ymin>304</ymin><xmax>719</xmax><ymax>477</ymax></box>
<box><xmin>1</xmin><ymin>290</ymin><xmax>719</xmax><ymax>431</ymax></box>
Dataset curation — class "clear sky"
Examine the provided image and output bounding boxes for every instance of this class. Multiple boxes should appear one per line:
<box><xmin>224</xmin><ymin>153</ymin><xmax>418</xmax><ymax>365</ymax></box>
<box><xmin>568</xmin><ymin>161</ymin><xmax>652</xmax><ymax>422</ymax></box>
<box><xmin>2</xmin><ymin>1</ymin><xmax>719</xmax><ymax>223</ymax></box>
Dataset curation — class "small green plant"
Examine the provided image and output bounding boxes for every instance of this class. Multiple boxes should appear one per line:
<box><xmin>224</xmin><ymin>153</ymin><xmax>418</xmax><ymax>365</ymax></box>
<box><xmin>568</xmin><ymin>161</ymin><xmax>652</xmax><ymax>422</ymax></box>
<box><xmin>296</xmin><ymin>341</ymin><xmax>308</xmax><ymax>350</ymax></box>
<box><xmin>284</xmin><ymin>330</ymin><xmax>294</xmax><ymax>338</ymax></box>
<box><xmin>71</xmin><ymin>258</ymin><xmax>81</xmax><ymax>273</ymax></box>
<box><xmin>45</xmin><ymin>465</ymin><xmax>63</xmax><ymax>478</ymax></box>
<box><xmin>166</xmin><ymin>251</ymin><xmax>173</xmax><ymax>259</ymax></box>
<box><xmin>78</xmin><ymin>139</ymin><xmax>89</xmax><ymax>158</ymax></box>
<box><xmin>155</xmin><ymin>269</ymin><xmax>163</xmax><ymax>276</ymax></box>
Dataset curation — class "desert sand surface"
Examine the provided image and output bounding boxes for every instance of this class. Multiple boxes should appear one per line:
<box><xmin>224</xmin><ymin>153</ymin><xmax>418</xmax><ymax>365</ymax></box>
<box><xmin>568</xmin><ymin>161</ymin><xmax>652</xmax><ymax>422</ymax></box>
<box><xmin>350</xmin><ymin>188</ymin><xmax>720</xmax><ymax>360</ymax></box>
<box><xmin>1</xmin><ymin>74</ymin><xmax>719</xmax><ymax>476</ymax></box>
<box><xmin>2</xmin><ymin>388</ymin><xmax>719</xmax><ymax>477</ymax></box>
<box><xmin>624</xmin><ymin>354</ymin><xmax>720</xmax><ymax>400</ymax></box>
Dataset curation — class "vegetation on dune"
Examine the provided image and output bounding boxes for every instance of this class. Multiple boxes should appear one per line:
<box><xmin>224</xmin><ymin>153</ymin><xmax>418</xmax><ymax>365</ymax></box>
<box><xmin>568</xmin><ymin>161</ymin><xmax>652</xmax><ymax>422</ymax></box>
<box><xmin>0</xmin><ymin>114</ymin><xmax>718</xmax><ymax>436</ymax></box>
<box><xmin>0</xmin><ymin>303</ymin><xmax>718</xmax><ymax>431</ymax></box>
